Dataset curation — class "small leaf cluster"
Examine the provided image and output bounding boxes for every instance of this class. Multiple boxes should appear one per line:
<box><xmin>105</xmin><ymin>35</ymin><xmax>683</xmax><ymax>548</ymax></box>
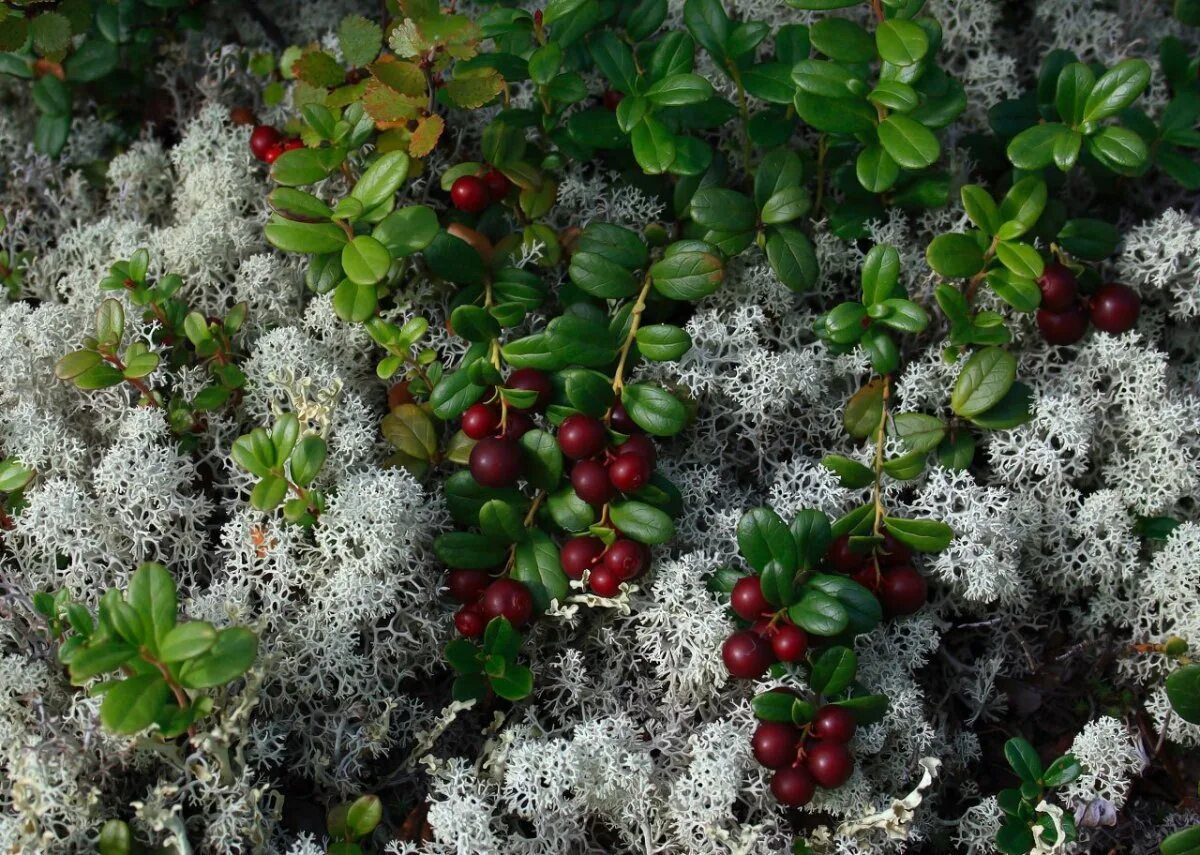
<box><xmin>752</xmin><ymin>647</ymin><xmax>888</xmax><ymax>730</ymax></box>
<box><xmin>232</xmin><ymin>412</ymin><xmax>327</xmax><ymax>524</ymax></box>
<box><xmin>36</xmin><ymin>562</ymin><xmax>258</xmax><ymax>737</ymax></box>
<box><xmin>326</xmin><ymin>794</ymin><xmax>383</xmax><ymax>855</ymax></box>
<box><xmin>54</xmin><ymin>298</ymin><xmax>160</xmax><ymax>398</ymax></box>
<box><xmin>445</xmin><ymin>617</ymin><xmax>534</xmax><ymax>703</ymax></box>
<box><xmin>995</xmin><ymin>737</ymin><xmax>1082</xmax><ymax>855</ymax></box>
<box><xmin>1149</xmin><ymin>38</ymin><xmax>1200</xmax><ymax>189</ymax></box>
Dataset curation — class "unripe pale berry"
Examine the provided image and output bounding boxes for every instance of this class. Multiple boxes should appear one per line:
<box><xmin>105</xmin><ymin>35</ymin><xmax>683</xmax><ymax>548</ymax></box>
<box><xmin>450</xmin><ymin>175</ymin><xmax>490</xmax><ymax>213</ymax></box>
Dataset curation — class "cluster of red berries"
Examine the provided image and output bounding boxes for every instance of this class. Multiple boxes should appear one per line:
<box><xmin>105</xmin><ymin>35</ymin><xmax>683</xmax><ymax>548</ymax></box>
<box><xmin>753</xmin><ymin>699</ymin><xmax>857</xmax><ymax>807</ymax></box>
<box><xmin>449</xmin><ymin>169</ymin><xmax>511</xmax><ymax>214</ymax></box>
<box><xmin>722</xmin><ymin>534</ymin><xmax>926</xmax><ymax>681</ymax></box>
<box><xmin>447</xmin><ymin>569</ymin><xmax>534</xmax><ymax>638</ymax></box>
<box><xmin>1035</xmin><ymin>262</ymin><xmax>1140</xmax><ymax>345</ymax></box>
<box><xmin>248</xmin><ymin>124</ymin><xmax>303</xmax><ymax>165</ymax></box>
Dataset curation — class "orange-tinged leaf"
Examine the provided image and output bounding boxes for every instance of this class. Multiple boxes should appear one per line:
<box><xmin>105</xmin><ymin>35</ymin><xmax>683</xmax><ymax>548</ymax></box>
<box><xmin>363</xmin><ymin>78</ymin><xmax>423</xmax><ymax>122</ymax></box>
<box><xmin>292</xmin><ymin>50</ymin><xmax>345</xmax><ymax>89</ymax></box>
<box><xmin>409</xmin><ymin>113</ymin><xmax>444</xmax><ymax>157</ymax></box>
<box><xmin>369</xmin><ymin>56</ymin><xmax>426</xmax><ymax>97</ymax></box>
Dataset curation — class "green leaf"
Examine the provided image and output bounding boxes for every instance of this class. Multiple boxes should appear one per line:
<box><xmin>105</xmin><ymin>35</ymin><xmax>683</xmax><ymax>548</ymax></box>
<box><xmin>55</xmin><ymin>349</ymin><xmax>102</xmax><ymax>381</ymax></box>
<box><xmin>346</xmin><ymin>795</ymin><xmax>383</xmax><ymax>839</ymax></box>
<box><xmin>878</xmin><ymin>299</ymin><xmax>929</xmax><ymax>334</ymax></box>
<box><xmin>99</xmin><ymin>674</ymin><xmax>170</xmax><ymax>734</ymax></box>
<box><xmin>995</xmin><ymin>822</ymin><xmax>1035</xmax><ymax>855</ymax></box>
<box><xmin>546</xmin><ymin>315</ymin><xmax>618</xmax><ymax>367</ymax></box>
<box><xmin>737</xmin><ymin>507</ymin><xmax>798</xmax><ymax>574</ymax></box>
<box><xmin>67</xmin><ymin>640</ymin><xmax>136</xmax><ymax>682</ymax></box>
<box><xmin>34</xmin><ymin>114</ymin><xmax>70</xmax><ymax>158</ymax></box>
<box><xmin>561</xmin><ymin>368</ymin><xmax>614</xmax><ymax>418</ymax></box>
<box><xmin>1166</xmin><ymin>664</ymin><xmax>1200</xmax><ymax>724</ymax></box>
<box><xmin>338</xmin><ymin>15</ymin><xmax>383</xmax><ymax>67</ymax></box>
<box><xmin>833</xmin><ymin>693</ymin><xmax>889</xmax><ymax>725</ymax></box>
<box><xmin>998</xmin><ymin>176</ymin><xmax>1047</xmax><ymax>234</ymax></box>
<box><xmin>445</xmin><ymin>638</ymin><xmax>483</xmax><ymax>674</ymax></box>
<box><xmin>766</xmin><ymin>225</ymin><xmax>819</xmax><ymax>292</ymax></box>
<box><xmin>875</xmin><ymin>19</ymin><xmax>928</xmax><ymax>67</ymax></box>
<box><xmin>690</xmin><ymin>188</ymin><xmax>757</xmax><ymax>232</ymax></box>
<box><xmin>290</xmin><ymin>436</ymin><xmax>327</xmax><ymax>487</ymax></box>
<box><xmin>519</xmin><ymin>430</ymin><xmax>562</xmax><ymax>490</ymax></box>
<box><xmin>1087</xmin><ymin>125</ymin><xmax>1149</xmax><ymax>173</ymax></box>
<box><xmin>806</xmin><ymin>574</ymin><xmax>881</xmax><ymax>635</ymax></box>
<box><xmin>809</xmin><ymin>17</ymin><xmax>874</xmax><ymax>63</ymax></box>
<box><xmin>95</xmin><ymin>299</ymin><xmax>125</xmax><ymax>347</ymax></box>
<box><xmin>1055</xmin><ymin>63</ymin><xmax>1095</xmax><ymax>127</ymax></box>
<box><xmin>995</xmin><ymin>241</ymin><xmax>1044</xmax><ymax>280</ymax></box>
<box><xmin>265</xmin><ymin>217</ymin><xmax>349</xmax><ymax>254</ymax></box>
<box><xmin>761</xmin><ymin>186</ymin><xmax>811</xmax><ymax>225</ymax></box>
<box><xmin>179</xmin><ymin>626</ymin><xmax>258</xmax><ymax>689</ymax></box>
<box><xmin>968</xmin><ymin>382</ymin><xmax>1033</xmax><ymax>430</ymax></box>
<box><xmin>491</xmin><ymin>662</ymin><xmax>534</xmax><ymax>700</ymax></box>
<box><xmin>569</xmin><ymin>251</ymin><xmax>638</xmax><ymax>299</ymax></box>
<box><xmin>450</xmin><ymin>305</ymin><xmax>500</xmax><ymax>343</ymax></box>
<box><xmin>250</xmin><ymin>475</ymin><xmax>289</xmax><ymax>511</ymax></box>
<box><xmin>351</xmin><ymin>151</ymin><xmax>410</xmax><ymax>210</ymax></box>
<box><xmin>271</xmin><ymin>147</ymin><xmax>339</xmax><ymax>186</ymax></box>
<box><xmin>98</xmin><ymin>819</ymin><xmax>133</xmax><ymax>855</ymax></box>
<box><xmin>1161</xmin><ymin>825</ymin><xmax>1200</xmax><ymax>855</ymax></box>
<box><xmin>636</xmin><ymin>325</ymin><xmax>692</xmax><ymax>361</ymax></box>
<box><xmin>878</xmin><ymin>115</ymin><xmax>941</xmax><ymax>169</ymax></box>
<box><xmin>788</xmin><ymin>589</ymin><xmax>849</xmax><ymax>636</ymax></box>
<box><xmin>373</xmin><ymin>206</ymin><xmax>439</xmax><ymax>256</ymax></box>
<box><xmin>1082</xmin><ymin>59</ymin><xmax>1151</xmax><ymax>122</ymax></box>
<box><xmin>793</xmin><ymin>92</ymin><xmax>877</xmax><ymax>134</ymax></box>
<box><xmin>1003</xmin><ymin>736</ymin><xmax>1044</xmax><ymax>783</ymax></box>
<box><xmin>547</xmin><ymin>486</ymin><xmax>596</xmax><ymax>532</ymax></box>
<box><xmin>856</xmin><ymin>144</ymin><xmax>901</xmax><ymax>193</ymax></box>
<box><xmin>128</xmin><ymin>562</ymin><xmax>176</xmax><ymax>646</ymax></box>
<box><xmin>479</xmin><ymin>499</ymin><xmax>526</xmax><ymax>544</ymax></box>
<box><xmin>862</xmin><ymin>244</ymin><xmax>901</xmax><ymax>305</ymax></box>
<box><xmin>883</xmin><ymin>516</ymin><xmax>953</xmax><ymax>552</ymax></box>
<box><xmin>1007</xmin><ymin>122</ymin><xmax>1069</xmax><ymax>170</ymax></box>
<box><xmin>790</xmin><ymin>509</ymin><xmax>833</xmax><ymax>571</ymax></box>
<box><xmin>433</xmin><ymin>532</ymin><xmax>508</xmax><ymax>569</ymax></box>
<box><xmin>159</xmin><ymin>621</ymin><xmax>217</xmax><ymax>663</ymax></box>
<box><xmin>621</xmin><ymin>384</ymin><xmax>688</xmax><ymax>436</ymax></box>
<box><xmin>821</xmin><ymin>455</ymin><xmax>875</xmax><ymax>489</ymax></box>
<box><xmin>791</xmin><ymin>60</ymin><xmax>861</xmax><ymax>99</ymax></box>
<box><xmin>937</xmin><ymin>432</ymin><xmax>976</xmax><ymax>470</ymax></box>
<box><xmin>682</xmin><ymin>0</ymin><xmax>730</xmax><ymax>63</ymax></box>
<box><xmin>609</xmin><ymin>500</ymin><xmax>675</xmax><ymax>545</ymax></box>
<box><xmin>960</xmin><ymin>186</ymin><xmax>1000</xmax><ymax>235</ymax></box>
<box><xmin>844</xmin><ymin>380</ymin><xmax>885</xmax><ymax>439</ymax></box>
<box><xmin>630</xmin><ymin>116</ymin><xmax>676</xmax><ymax>174</ymax></box>
<box><xmin>987</xmin><ymin>269</ymin><xmax>1041</xmax><ymax>312</ymax></box>
<box><xmin>649</xmin><ymin>250</ymin><xmax>725</xmax><ymax>301</ymax></box>
<box><xmin>753</xmin><ymin>690</ymin><xmax>811</xmax><ymax>722</ymax></box>
<box><xmin>512</xmin><ymin>529</ymin><xmax>570</xmax><ymax>610</ymax></box>
<box><xmin>809</xmin><ymin>646</ymin><xmax>857</xmax><ymax>696</ymax></box>
<box><xmin>951</xmin><ymin>346</ymin><xmax>1017</xmax><ymax>417</ymax></box>
<box><xmin>1057</xmin><ymin>218</ymin><xmax>1119</xmax><ymax>260</ymax></box>
<box><xmin>1043</xmin><ymin>754</ymin><xmax>1083</xmax><ymax>788</ymax></box>
<box><xmin>926</xmin><ymin>233</ymin><xmax>985</xmax><ymax>278</ymax></box>
<box><xmin>645</xmin><ymin>73</ymin><xmax>714</xmax><ymax>106</ymax></box>
<box><xmin>0</xmin><ymin>458</ymin><xmax>34</xmax><ymax>493</ymax></box>
<box><xmin>341</xmin><ymin>236</ymin><xmax>392</xmax><ymax>286</ymax></box>
<box><xmin>332</xmin><ymin>280</ymin><xmax>378</xmax><ymax>323</ymax></box>
<box><xmin>868</xmin><ymin>80</ymin><xmax>919</xmax><ymax>113</ymax></box>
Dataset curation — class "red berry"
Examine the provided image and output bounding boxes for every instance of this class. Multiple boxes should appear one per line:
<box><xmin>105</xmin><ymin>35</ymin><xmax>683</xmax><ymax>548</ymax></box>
<box><xmin>752</xmin><ymin>721</ymin><xmax>802</xmax><ymax>769</ymax></box>
<box><xmin>282</xmin><ymin>137</ymin><xmax>304</xmax><ymax>151</ymax></box>
<box><xmin>610</xmin><ymin>403</ymin><xmax>638</xmax><ymax>434</ymax></box>
<box><xmin>771</xmin><ymin>767</ymin><xmax>816</xmax><ymax>807</ymax></box>
<box><xmin>1036</xmin><ymin>304</ymin><xmax>1088</xmax><ymax>345</ymax></box>
<box><xmin>806</xmin><ymin>741</ymin><xmax>854</xmax><ymax>789</ymax></box>
<box><xmin>826</xmin><ymin>535</ymin><xmax>865</xmax><ymax>573</ymax></box>
<box><xmin>229</xmin><ymin>106</ymin><xmax>256</xmax><ymax>126</ymax></box>
<box><xmin>481</xmin><ymin>578</ymin><xmax>534</xmax><ymax>627</ymax></box>
<box><xmin>561</xmin><ymin>536</ymin><xmax>605</xmax><ymax>579</ymax></box>
<box><xmin>879</xmin><ymin>565</ymin><xmax>927</xmax><ymax>617</ymax></box>
<box><xmin>750</xmin><ymin>617</ymin><xmax>773</xmax><ymax>637</ymax></box>
<box><xmin>469</xmin><ymin>437</ymin><xmax>522</xmax><ymax>488</ymax></box>
<box><xmin>571</xmin><ymin>459</ymin><xmax>613</xmax><ymax>506</ymax></box>
<box><xmin>604</xmin><ymin>539</ymin><xmax>647</xmax><ymax>580</ymax></box>
<box><xmin>811</xmin><ymin>705</ymin><xmax>857</xmax><ymax>744</ymax></box>
<box><xmin>262</xmin><ymin>143</ymin><xmax>285</xmax><ymax>164</ymax></box>
<box><xmin>446</xmin><ymin>568</ymin><xmax>490</xmax><ymax>603</ymax></box>
<box><xmin>722</xmin><ymin>630</ymin><xmax>775</xmax><ymax>679</ymax></box>
<box><xmin>730</xmin><ymin>576</ymin><xmax>770</xmax><ymax>621</ymax></box>
<box><xmin>1090</xmin><ymin>283</ymin><xmax>1140</xmax><ymax>334</ymax></box>
<box><xmin>558</xmin><ymin>414</ymin><xmax>608</xmax><ymax>459</ymax></box>
<box><xmin>602</xmin><ymin>90</ymin><xmax>623</xmax><ymax>110</ymax></box>
<box><xmin>878</xmin><ymin>532</ymin><xmax>912</xmax><ymax>566</ymax></box>
<box><xmin>608</xmin><ymin>453</ymin><xmax>650</xmax><ymax>493</ymax></box>
<box><xmin>502</xmin><ymin>410</ymin><xmax>534</xmax><ymax>439</ymax></box>
<box><xmin>454</xmin><ymin>605</ymin><xmax>486</xmax><ymax>638</ymax></box>
<box><xmin>450</xmin><ymin>175</ymin><xmax>490</xmax><ymax>213</ymax></box>
<box><xmin>589</xmin><ymin>565</ymin><xmax>622</xmax><ymax>597</ymax></box>
<box><xmin>483</xmin><ymin>169</ymin><xmax>510</xmax><ymax>201</ymax></box>
<box><xmin>770</xmin><ymin>623</ymin><xmax>809</xmax><ymax>663</ymax></box>
<box><xmin>462</xmin><ymin>403</ymin><xmax>500</xmax><ymax>440</ymax></box>
<box><xmin>505</xmin><ymin>368</ymin><xmax>552</xmax><ymax>411</ymax></box>
<box><xmin>614</xmin><ymin>432</ymin><xmax>656</xmax><ymax>468</ymax></box>
<box><xmin>1038</xmin><ymin>262</ymin><xmax>1078</xmax><ymax>312</ymax></box>
<box><xmin>850</xmin><ymin>564</ymin><xmax>880</xmax><ymax>592</ymax></box>
<box><xmin>249</xmin><ymin>125</ymin><xmax>282</xmax><ymax>161</ymax></box>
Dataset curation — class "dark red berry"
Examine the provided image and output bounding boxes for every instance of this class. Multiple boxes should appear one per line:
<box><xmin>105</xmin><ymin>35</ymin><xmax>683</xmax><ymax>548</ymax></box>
<box><xmin>230</xmin><ymin>106</ymin><xmax>256</xmax><ymax>126</ymax></box>
<box><xmin>470</xmin><ymin>437</ymin><xmax>522</xmax><ymax>488</ymax></box>
<box><xmin>604</xmin><ymin>539</ymin><xmax>647</xmax><ymax>580</ymax></box>
<box><xmin>811</xmin><ymin>705</ymin><xmax>857</xmax><ymax>744</ymax></box>
<box><xmin>1038</xmin><ymin>262</ymin><xmax>1078</xmax><ymax>312</ymax></box>
<box><xmin>505</xmin><ymin>368</ymin><xmax>552</xmax><ymax>411</ymax></box>
<box><xmin>771</xmin><ymin>767</ymin><xmax>816</xmax><ymax>807</ymax></box>
<box><xmin>751</xmin><ymin>617</ymin><xmax>773</xmax><ymax>637</ymax></box>
<box><xmin>826</xmin><ymin>535</ymin><xmax>865</xmax><ymax>573</ymax></box>
<box><xmin>589</xmin><ymin>565</ymin><xmax>622</xmax><ymax>597</ymax></box>
<box><xmin>610</xmin><ymin>403</ymin><xmax>637</xmax><ymax>434</ymax></box>
<box><xmin>879</xmin><ymin>565</ymin><xmax>927</xmax><ymax>617</ymax></box>
<box><xmin>462</xmin><ymin>403</ymin><xmax>500</xmax><ymax>440</ymax></box>
<box><xmin>262</xmin><ymin>144</ymin><xmax>285</xmax><ymax>164</ymax></box>
<box><xmin>806</xmin><ymin>741</ymin><xmax>854</xmax><ymax>789</ymax></box>
<box><xmin>878</xmin><ymin>532</ymin><xmax>912</xmax><ymax>566</ymax></box>
<box><xmin>249</xmin><ymin>125</ymin><xmax>282</xmax><ymax>161</ymax></box>
<box><xmin>571</xmin><ymin>459</ymin><xmax>613</xmax><ymax>505</ymax></box>
<box><xmin>731</xmin><ymin>576</ymin><xmax>770</xmax><ymax>621</ymax></box>
<box><xmin>1036</xmin><ymin>304</ymin><xmax>1088</xmax><ymax>345</ymax></box>
<box><xmin>752</xmin><ymin>721</ymin><xmax>802</xmax><ymax>769</ymax></box>
<box><xmin>608</xmin><ymin>453</ymin><xmax>650</xmax><ymax>493</ymax></box>
<box><xmin>770</xmin><ymin>623</ymin><xmax>809</xmax><ymax>663</ymax></box>
<box><xmin>1090</xmin><ymin>283</ymin><xmax>1140</xmax><ymax>334</ymax></box>
<box><xmin>561</xmin><ymin>536</ymin><xmax>605</xmax><ymax>579</ymax></box>
<box><xmin>614</xmin><ymin>432</ymin><xmax>656</xmax><ymax>468</ymax></box>
<box><xmin>481</xmin><ymin>578</ymin><xmax>534</xmax><ymax>627</ymax></box>
<box><xmin>282</xmin><ymin>137</ymin><xmax>304</xmax><ymax>151</ymax></box>
<box><xmin>446</xmin><ymin>568</ymin><xmax>490</xmax><ymax>603</ymax></box>
<box><xmin>482</xmin><ymin>169</ymin><xmax>510</xmax><ymax>201</ymax></box>
<box><xmin>722</xmin><ymin>630</ymin><xmax>775</xmax><ymax>679</ymax></box>
<box><xmin>502</xmin><ymin>410</ymin><xmax>534</xmax><ymax>439</ymax></box>
<box><xmin>558</xmin><ymin>414</ymin><xmax>608</xmax><ymax>459</ymax></box>
<box><xmin>450</xmin><ymin>175</ymin><xmax>490</xmax><ymax>213</ymax></box>
<box><xmin>850</xmin><ymin>565</ymin><xmax>880</xmax><ymax>592</ymax></box>
<box><xmin>454</xmin><ymin>605</ymin><xmax>486</xmax><ymax>638</ymax></box>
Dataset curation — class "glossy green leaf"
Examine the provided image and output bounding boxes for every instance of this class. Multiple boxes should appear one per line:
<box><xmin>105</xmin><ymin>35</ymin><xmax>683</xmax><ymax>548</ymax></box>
<box><xmin>950</xmin><ymin>346</ymin><xmax>1017</xmax><ymax>417</ymax></box>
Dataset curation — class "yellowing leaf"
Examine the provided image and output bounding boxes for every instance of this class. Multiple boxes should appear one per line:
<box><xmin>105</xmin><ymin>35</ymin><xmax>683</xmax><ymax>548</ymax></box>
<box><xmin>363</xmin><ymin>78</ymin><xmax>424</xmax><ymax>122</ymax></box>
<box><xmin>444</xmin><ymin>69</ymin><xmax>504</xmax><ymax>109</ymax></box>
<box><xmin>410</xmin><ymin>113</ymin><xmax>444</xmax><ymax>157</ymax></box>
<box><xmin>370</xmin><ymin>56</ymin><xmax>426</xmax><ymax>97</ymax></box>
<box><xmin>292</xmin><ymin>50</ymin><xmax>345</xmax><ymax>89</ymax></box>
